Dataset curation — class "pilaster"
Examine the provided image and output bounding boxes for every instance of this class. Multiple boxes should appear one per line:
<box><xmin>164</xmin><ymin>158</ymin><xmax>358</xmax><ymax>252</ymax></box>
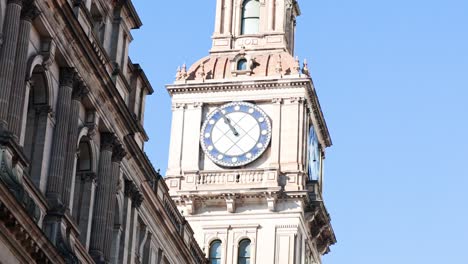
<box><xmin>46</xmin><ymin>67</ymin><xmax>76</xmax><ymax>207</ymax></box>
<box><xmin>224</xmin><ymin>0</ymin><xmax>233</xmax><ymax>35</ymax></box>
<box><xmin>7</xmin><ymin>2</ymin><xmax>40</xmax><ymax>140</ymax></box>
<box><xmin>166</xmin><ymin>103</ymin><xmax>186</xmax><ymax>178</ymax></box>
<box><xmin>269</xmin><ymin>98</ymin><xmax>283</xmax><ymax>169</ymax></box>
<box><xmin>0</xmin><ymin>0</ymin><xmax>23</xmax><ymax>131</ymax></box>
<box><xmin>89</xmin><ymin>132</ymin><xmax>116</xmax><ymax>263</ymax></box>
<box><xmin>62</xmin><ymin>82</ymin><xmax>88</xmax><ymax>210</ymax></box>
<box><xmin>75</xmin><ymin>172</ymin><xmax>97</xmax><ymax>249</ymax></box>
<box><xmin>181</xmin><ymin>102</ymin><xmax>203</xmax><ymax>173</ymax></box>
<box><xmin>280</xmin><ymin>97</ymin><xmax>302</xmax><ymax>172</ymax></box>
<box><xmin>118</xmin><ymin>180</ymin><xmax>135</xmax><ymax>264</ymax></box>
<box><xmin>104</xmin><ymin>144</ymin><xmax>126</xmax><ymax>261</ymax></box>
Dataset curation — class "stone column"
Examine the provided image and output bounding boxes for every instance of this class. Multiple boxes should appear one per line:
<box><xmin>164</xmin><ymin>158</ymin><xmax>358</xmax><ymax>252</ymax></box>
<box><xmin>62</xmin><ymin>83</ymin><xmax>88</xmax><ymax>210</ymax></box>
<box><xmin>7</xmin><ymin>2</ymin><xmax>40</xmax><ymax>140</ymax></box>
<box><xmin>46</xmin><ymin>67</ymin><xmax>75</xmax><ymax>207</ymax></box>
<box><xmin>214</xmin><ymin>0</ymin><xmax>223</xmax><ymax>34</ymax></box>
<box><xmin>75</xmin><ymin>172</ymin><xmax>97</xmax><ymax>250</ymax></box>
<box><xmin>0</xmin><ymin>0</ymin><xmax>23</xmax><ymax>131</ymax></box>
<box><xmin>89</xmin><ymin>132</ymin><xmax>115</xmax><ymax>263</ymax></box>
<box><xmin>224</xmin><ymin>0</ymin><xmax>233</xmax><ymax>35</ymax></box>
<box><xmin>128</xmin><ymin>203</ymin><xmax>140</xmax><ymax>264</ymax></box>
<box><xmin>104</xmin><ymin>145</ymin><xmax>126</xmax><ymax>261</ymax></box>
<box><xmin>118</xmin><ymin>180</ymin><xmax>136</xmax><ymax>264</ymax></box>
<box><xmin>269</xmin><ymin>0</ymin><xmax>276</xmax><ymax>31</ymax></box>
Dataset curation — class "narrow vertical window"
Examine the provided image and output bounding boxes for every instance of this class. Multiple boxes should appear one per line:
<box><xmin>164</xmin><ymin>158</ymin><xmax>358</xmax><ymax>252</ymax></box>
<box><xmin>241</xmin><ymin>0</ymin><xmax>260</xmax><ymax>35</ymax></box>
<box><xmin>209</xmin><ymin>240</ymin><xmax>222</xmax><ymax>264</ymax></box>
<box><xmin>238</xmin><ymin>239</ymin><xmax>251</xmax><ymax>264</ymax></box>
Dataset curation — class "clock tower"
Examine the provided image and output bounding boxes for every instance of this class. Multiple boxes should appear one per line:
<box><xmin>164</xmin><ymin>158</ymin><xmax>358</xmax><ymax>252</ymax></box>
<box><xmin>165</xmin><ymin>0</ymin><xmax>336</xmax><ymax>263</ymax></box>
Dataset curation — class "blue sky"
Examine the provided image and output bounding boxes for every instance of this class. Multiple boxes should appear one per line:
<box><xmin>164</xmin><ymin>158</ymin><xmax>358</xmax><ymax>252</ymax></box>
<box><xmin>130</xmin><ymin>1</ymin><xmax>468</xmax><ymax>263</ymax></box>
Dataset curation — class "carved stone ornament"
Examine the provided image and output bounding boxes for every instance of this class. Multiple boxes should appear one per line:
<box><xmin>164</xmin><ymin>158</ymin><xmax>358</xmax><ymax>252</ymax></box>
<box><xmin>100</xmin><ymin>132</ymin><xmax>116</xmax><ymax>152</ymax></box>
<box><xmin>112</xmin><ymin>144</ymin><xmax>126</xmax><ymax>163</ymax></box>
<box><xmin>132</xmin><ymin>192</ymin><xmax>144</xmax><ymax>208</ymax></box>
<box><xmin>40</xmin><ymin>38</ymin><xmax>56</xmax><ymax>70</ymax></box>
<box><xmin>124</xmin><ymin>180</ymin><xmax>137</xmax><ymax>198</ymax></box>
<box><xmin>34</xmin><ymin>104</ymin><xmax>53</xmax><ymax>116</ymax></box>
<box><xmin>20</xmin><ymin>2</ymin><xmax>40</xmax><ymax>22</ymax></box>
<box><xmin>293</xmin><ymin>56</ymin><xmax>301</xmax><ymax>74</ymax></box>
<box><xmin>71</xmin><ymin>82</ymin><xmax>89</xmax><ymax>101</ymax></box>
<box><xmin>272</xmin><ymin>98</ymin><xmax>283</xmax><ymax>104</ymax></box>
<box><xmin>172</xmin><ymin>103</ymin><xmax>186</xmax><ymax>111</ymax></box>
<box><xmin>175</xmin><ymin>66</ymin><xmax>182</xmax><ymax>81</ymax></box>
<box><xmin>7</xmin><ymin>0</ymin><xmax>23</xmax><ymax>6</ymax></box>
<box><xmin>197</xmin><ymin>62</ymin><xmax>206</xmax><ymax>81</ymax></box>
<box><xmin>79</xmin><ymin>172</ymin><xmax>97</xmax><ymax>182</ymax></box>
<box><xmin>59</xmin><ymin>67</ymin><xmax>77</xmax><ymax>87</ymax></box>
<box><xmin>302</xmin><ymin>59</ymin><xmax>310</xmax><ymax>76</ymax></box>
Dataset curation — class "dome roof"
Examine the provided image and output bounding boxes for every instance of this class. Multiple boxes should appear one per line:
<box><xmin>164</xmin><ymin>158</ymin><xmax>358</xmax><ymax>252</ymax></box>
<box><xmin>175</xmin><ymin>51</ymin><xmax>309</xmax><ymax>82</ymax></box>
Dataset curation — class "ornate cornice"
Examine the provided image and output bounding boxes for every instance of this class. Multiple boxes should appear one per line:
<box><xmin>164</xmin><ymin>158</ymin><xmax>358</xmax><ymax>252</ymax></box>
<box><xmin>167</xmin><ymin>79</ymin><xmax>311</xmax><ymax>95</ymax></box>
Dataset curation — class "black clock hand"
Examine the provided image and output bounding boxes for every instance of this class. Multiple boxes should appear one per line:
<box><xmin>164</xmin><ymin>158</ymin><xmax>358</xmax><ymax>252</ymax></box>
<box><xmin>218</xmin><ymin>109</ymin><xmax>239</xmax><ymax>136</ymax></box>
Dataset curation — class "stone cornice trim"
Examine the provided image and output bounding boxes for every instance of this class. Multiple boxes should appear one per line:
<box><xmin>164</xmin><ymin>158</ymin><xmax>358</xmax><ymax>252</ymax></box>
<box><xmin>166</xmin><ymin>78</ymin><xmax>311</xmax><ymax>95</ymax></box>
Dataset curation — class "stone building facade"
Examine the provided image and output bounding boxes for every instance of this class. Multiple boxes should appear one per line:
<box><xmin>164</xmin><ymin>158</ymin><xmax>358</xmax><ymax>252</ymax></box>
<box><xmin>166</xmin><ymin>0</ymin><xmax>336</xmax><ymax>263</ymax></box>
<box><xmin>0</xmin><ymin>0</ymin><xmax>206</xmax><ymax>263</ymax></box>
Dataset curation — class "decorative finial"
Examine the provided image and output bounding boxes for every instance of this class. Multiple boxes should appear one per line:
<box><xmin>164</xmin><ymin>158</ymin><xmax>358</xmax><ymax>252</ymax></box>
<box><xmin>175</xmin><ymin>66</ymin><xmax>182</xmax><ymax>81</ymax></box>
<box><xmin>198</xmin><ymin>62</ymin><xmax>206</xmax><ymax>81</ymax></box>
<box><xmin>302</xmin><ymin>59</ymin><xmax>310</xmax><ymax>76</ymax></box>
<box><xmin>293</xmin><ymin>56</ymin><xmax>301</xmax><ymax>74</ymax></box>
<box><xmin>181</xmin><ymin>63</ymin><xmax>188</xmax><ymax>80</ymax></box>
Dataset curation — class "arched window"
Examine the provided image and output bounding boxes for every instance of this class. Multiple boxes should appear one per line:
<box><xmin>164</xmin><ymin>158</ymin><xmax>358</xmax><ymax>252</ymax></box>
<box><xmin>237</xmin><ymin>59</ymin><xmax>248</xmax><ymax>71</ymax></box>
<box><xmin>77</xmin><ymin>141</ymin><xmax>92</xmax><ymax>171</ymax></box>
<box><xmin>241</xmin><ymin>0</ymin><xmax>260</xmax><ymax>35</ymax></box>
<box><xmin>209</xmin><ymin>240</ymin><xmax>222</xmax><ymax>264</ymax></box>
<box><xmin>23</xmin><ymin>66</ymin><xmax>51</xmax><ymax>191</ymax></box>
<box><xmin>238</xmin><ymin>239</ymin><xmax>251</xmax><ymax>264</ymax></box>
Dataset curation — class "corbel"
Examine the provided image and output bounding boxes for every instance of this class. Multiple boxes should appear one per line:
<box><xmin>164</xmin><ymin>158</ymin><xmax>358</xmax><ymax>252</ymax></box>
<box><xmin>265</xmin><ymin>192</ymin><xmax>277</xmax><ymax>212</ymax></box>
<box><xmin>224</xmin><ymin>194</ymin><xmax>236</xmax><ymax>213</ymax></box>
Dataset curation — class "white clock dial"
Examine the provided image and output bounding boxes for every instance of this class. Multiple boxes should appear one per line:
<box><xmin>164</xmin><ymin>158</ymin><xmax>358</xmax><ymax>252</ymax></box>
<box><xmin>201</xmin><ymin>102</ymin><xmax>271</xmax><ymax>167</ymax></box>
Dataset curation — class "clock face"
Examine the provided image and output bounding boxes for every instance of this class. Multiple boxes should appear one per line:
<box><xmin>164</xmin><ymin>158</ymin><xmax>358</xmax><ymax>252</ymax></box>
<box><xmin>308</xmin><ymin>126</ymin><xmax>321</xmax><ymax>181</ymax></box>
<box><xmin>200</xmin><ymin>102</ymin><xmax>272</xmax><ymax>167</ymax></box>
